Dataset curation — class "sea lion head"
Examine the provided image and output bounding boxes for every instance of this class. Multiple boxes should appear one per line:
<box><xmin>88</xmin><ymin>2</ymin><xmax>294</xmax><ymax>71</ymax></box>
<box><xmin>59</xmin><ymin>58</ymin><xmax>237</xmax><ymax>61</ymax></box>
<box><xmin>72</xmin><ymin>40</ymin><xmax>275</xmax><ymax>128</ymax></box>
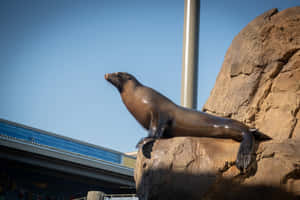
<box><xmin>105</xmin><ymin>72</ymin><xmax>140</xmax><ymax>93</ymax></box>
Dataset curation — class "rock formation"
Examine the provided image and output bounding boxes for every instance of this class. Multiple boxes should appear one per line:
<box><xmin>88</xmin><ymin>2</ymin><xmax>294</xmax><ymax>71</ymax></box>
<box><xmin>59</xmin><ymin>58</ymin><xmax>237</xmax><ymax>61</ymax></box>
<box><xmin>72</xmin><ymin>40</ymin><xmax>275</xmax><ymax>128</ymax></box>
<box><xmin>204</xmin><ymin>7</ymin><xmax>300</xmax><ymax>141</ymax></box>
<box><xmin>135</xmin><ymin>7</ymin><xmax>300</xmax><ymax>200</ymax></box>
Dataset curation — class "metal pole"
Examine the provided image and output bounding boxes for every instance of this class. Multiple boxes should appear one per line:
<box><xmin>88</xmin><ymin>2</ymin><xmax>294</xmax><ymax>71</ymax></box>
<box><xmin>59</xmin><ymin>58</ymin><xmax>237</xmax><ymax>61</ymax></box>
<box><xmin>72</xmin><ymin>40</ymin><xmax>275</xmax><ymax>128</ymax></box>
<box><xmin>181</xmin><ymin>0</ymin><xmax>200</xmax><ymax>109</ymax></box>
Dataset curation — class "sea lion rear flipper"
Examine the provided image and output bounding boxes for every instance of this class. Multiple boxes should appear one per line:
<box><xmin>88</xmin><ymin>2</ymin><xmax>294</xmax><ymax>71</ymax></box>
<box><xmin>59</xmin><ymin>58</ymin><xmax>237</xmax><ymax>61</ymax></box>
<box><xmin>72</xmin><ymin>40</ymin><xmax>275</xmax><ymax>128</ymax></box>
<box><xmin>249</xmin><ymin>129</ymin><xmax>272</xmax><ymax>141</ymax></box>
<box><xmin>236</xmin><ymin>131</ymin><xmax>255</xmax><ymax>172</ymax></box>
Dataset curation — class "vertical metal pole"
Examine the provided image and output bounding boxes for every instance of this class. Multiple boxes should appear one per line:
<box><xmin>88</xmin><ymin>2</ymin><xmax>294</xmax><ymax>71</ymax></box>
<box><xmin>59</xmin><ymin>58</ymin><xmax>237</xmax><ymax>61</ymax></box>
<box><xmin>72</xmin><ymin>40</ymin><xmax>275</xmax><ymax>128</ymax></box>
<box><xmin>181</xmin><ymin>0</ymin><xmax>200</xmax><ymax>109</ymax></box>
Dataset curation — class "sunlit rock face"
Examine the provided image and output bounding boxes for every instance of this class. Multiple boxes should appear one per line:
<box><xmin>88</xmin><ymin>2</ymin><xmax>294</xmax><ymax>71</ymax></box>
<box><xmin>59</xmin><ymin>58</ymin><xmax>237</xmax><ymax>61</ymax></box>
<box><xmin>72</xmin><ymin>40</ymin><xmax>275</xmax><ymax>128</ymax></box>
<box><xmin>204</xmin><ymin>7</ymin><xmax>300</xmax><ymax>141</ymax></box>
<box><xmin>135</xmin><ymin>7</ymin><xmax>300</xmax><ymax>200</ymax></box>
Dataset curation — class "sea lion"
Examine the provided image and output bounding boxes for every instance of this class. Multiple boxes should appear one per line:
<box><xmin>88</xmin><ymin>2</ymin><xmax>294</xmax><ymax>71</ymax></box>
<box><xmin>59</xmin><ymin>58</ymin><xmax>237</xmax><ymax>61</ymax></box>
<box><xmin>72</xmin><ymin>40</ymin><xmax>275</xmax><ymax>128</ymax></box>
<box><xmin>105</xmin><ymin>72</ymin><xmax>269</xmax><ymax>171</ymax></box>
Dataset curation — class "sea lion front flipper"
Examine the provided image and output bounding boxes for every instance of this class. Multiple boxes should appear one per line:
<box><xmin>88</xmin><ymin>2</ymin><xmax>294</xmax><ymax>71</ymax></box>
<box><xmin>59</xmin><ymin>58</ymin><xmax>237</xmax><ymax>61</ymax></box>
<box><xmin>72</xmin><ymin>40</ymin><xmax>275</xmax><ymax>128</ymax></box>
<box><xmin>136</xmin><ymin>112</ymin><xmax>170</xmax><ymax>148</ymax></box>
<box><xmin>236</xmin><ymin>131</ymin><xmax>255</xmax><ymax>171</ymax></box>
<box><xmin>136</xmin><ymin>137</ymin><xmax>155</xmax><ymax>148</ymax></box>
<box><xmin>148</xmin><ymin>111</ymin><xmax>170</xmax><ymax>139</ymax></box>
<box><xmin>135</xmin><ymin>137</ymin><xmax>155</xmax><ymax>158</ymax></box>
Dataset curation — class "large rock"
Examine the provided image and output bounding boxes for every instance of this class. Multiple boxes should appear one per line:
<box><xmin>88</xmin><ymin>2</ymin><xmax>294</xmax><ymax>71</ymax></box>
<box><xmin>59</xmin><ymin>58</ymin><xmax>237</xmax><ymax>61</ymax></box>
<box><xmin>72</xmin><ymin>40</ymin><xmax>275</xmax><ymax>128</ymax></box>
<box><xmin>203</xmin><ymin>7</ymin><xmax>300</xmax><ymax>141</ymax></box>
<box><xmin>135</xmin><ymin>7</ymin><xmax>300</xmax><ymax>200</ymax></box>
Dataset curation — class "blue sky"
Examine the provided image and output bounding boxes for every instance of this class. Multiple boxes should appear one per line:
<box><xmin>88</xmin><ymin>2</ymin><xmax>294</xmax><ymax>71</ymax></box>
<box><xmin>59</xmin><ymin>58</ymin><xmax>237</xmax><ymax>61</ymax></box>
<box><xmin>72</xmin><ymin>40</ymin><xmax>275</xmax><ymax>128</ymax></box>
<box><xmin>0</xmin><ymin>0</ymin><xmax>298</xmax><ymax>153</ymax></box>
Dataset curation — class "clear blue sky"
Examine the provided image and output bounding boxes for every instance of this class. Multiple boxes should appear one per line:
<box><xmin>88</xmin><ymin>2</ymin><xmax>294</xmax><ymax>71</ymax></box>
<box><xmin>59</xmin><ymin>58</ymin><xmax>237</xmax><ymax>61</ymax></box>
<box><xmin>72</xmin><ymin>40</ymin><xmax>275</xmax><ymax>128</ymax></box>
<box><xmin>0</xmin><ymin>0</ymin><xmax>298</xmax><ymax>153</ymax></box>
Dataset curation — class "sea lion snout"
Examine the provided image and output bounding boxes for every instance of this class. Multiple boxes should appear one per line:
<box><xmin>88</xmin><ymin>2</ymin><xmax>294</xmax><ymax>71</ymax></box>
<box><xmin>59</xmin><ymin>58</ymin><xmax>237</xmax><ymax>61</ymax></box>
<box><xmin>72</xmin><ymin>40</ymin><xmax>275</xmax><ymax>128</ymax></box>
<box><xmin>105</xmin><ymin>72</ymin><xmax>124</xmax><ymax>92</ymax></box>
<box><xmin>104</xmin><ymin>73</ymin><xmax>109</xmax><ymax>80</ymax></box>
<box><xmin>104</xmin><ymin>73</ymin><xmax>114</xmax><ymax>85</ymax></box>
<box><xmin>104</xmin><ymin>72</ymin><xmax>120</xmax><ymax>81</ymax></box>
<box><xmin>104</xmin><ymin>72</ymin><xmax>117</xmax><ymax>80</ymax></box>
<box><xmin>104</xmin><ymin>73</ymin><xmax>117</xmax><ymax>83</ymax></box>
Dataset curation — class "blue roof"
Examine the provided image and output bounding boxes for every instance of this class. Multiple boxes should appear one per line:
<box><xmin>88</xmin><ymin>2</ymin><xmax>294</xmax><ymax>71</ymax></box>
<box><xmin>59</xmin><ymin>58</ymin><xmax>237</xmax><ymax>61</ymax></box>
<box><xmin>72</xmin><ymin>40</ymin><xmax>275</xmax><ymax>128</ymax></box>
<box><xmin>0</xmin><ymin>119</ymin><xmax>123</xmax><ymax>164</ymax></box>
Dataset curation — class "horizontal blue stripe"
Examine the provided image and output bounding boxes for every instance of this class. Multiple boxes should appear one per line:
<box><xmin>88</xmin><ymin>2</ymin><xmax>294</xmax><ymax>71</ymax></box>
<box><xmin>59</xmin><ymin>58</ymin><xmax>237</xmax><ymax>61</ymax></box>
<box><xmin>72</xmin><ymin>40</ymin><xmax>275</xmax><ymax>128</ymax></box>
<box><xmin>0</xmin><ymin>121</ymin><xmax>122</xmax><ymax>164</ymax></box>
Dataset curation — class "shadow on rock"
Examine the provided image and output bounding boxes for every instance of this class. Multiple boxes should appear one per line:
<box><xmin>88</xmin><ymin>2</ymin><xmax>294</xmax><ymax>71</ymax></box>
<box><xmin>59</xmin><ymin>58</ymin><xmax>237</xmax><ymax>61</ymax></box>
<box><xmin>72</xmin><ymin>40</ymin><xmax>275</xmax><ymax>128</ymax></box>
<box><xmin>136</xmin><ymin>168</ymin><xmax>299</xmax><ymax>200</ymax></box>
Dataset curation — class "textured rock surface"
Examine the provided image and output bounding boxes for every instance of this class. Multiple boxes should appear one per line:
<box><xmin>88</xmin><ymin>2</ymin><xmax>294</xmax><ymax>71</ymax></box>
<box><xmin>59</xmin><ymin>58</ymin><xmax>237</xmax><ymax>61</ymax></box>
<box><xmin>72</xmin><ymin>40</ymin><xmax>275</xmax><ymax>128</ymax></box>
<box><xmin>203</xmin><ymin>7</ymin><xmax>300</xmax><ymax>141</ymax></box>
<box><xmin>135</xmin><ymin>7</ymin><xmax>300</xmax><ymax>200</ymax></box>
<box><xmin>135</xmin><ymin>138</ymin><xmax>240</xmax><ymax>200</ymax></box>
<box><xmin>135</xmin><ymin>138</ymin><xmax>300</xmax><ymax>200</ymax></box>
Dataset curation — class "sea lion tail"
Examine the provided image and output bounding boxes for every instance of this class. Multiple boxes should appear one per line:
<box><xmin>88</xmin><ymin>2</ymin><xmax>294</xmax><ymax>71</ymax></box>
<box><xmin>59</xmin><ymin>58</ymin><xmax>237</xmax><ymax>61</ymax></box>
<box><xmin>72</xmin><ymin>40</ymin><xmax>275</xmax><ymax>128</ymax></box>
<box><xmin>249</xmin><ymin>129</ymin><xmax>272</xmax><ymax>141</ymax></box>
